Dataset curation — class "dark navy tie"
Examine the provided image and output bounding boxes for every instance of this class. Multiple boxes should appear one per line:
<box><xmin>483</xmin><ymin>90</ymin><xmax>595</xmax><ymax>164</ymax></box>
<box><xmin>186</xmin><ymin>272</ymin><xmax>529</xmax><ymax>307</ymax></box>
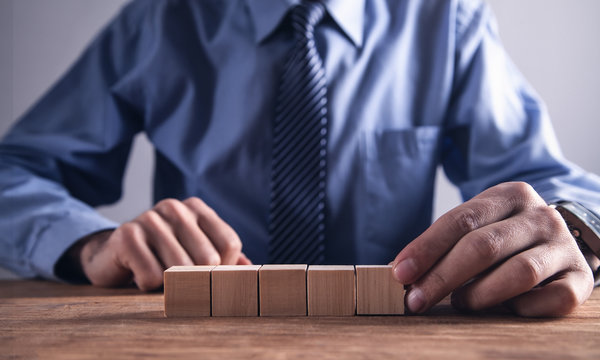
<box><xmin>269</xmin><ymin>2</ymin><xmax>327</xmax><ymax>264</ymax></box>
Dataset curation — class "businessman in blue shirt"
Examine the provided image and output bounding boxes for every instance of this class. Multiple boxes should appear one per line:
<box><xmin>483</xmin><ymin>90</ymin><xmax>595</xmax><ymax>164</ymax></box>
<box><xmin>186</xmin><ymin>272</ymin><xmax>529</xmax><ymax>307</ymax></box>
<box><xmin>1</xmin><ymin>0</ymin><xmax>600</xmax><ymax>317</ymax></box>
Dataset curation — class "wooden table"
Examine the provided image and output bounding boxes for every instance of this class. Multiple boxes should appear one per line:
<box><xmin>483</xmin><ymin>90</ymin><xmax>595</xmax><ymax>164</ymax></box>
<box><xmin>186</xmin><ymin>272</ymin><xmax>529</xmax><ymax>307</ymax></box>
<box><xmin>1</xmin><ymin>280</ymin><xmax>599</xmax><ymax>359</ymax></box>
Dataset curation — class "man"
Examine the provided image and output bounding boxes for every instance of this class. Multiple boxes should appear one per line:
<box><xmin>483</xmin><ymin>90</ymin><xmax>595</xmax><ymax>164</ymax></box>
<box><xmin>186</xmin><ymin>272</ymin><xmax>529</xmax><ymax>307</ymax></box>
<box><xmin>1</xmin><ymin>0</ymin><xmax>599</xmax><ymax>317</ymax></box>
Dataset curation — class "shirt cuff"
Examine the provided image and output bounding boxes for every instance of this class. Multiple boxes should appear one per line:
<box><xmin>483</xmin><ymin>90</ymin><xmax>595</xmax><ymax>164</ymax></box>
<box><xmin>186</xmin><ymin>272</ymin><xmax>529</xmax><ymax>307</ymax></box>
<box><xmin>29</xmin><ymin>211</ymin><xmax>118</xmax><ymax>282</ymax></box>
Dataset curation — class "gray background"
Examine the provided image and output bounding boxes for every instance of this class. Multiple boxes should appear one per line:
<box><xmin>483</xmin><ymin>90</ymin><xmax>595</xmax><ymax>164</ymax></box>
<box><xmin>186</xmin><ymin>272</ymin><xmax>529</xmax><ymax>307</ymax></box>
<box><xmin>1</xmin><ymin>0</ymin><xmax>599</xmax><ymax>278</ymax></box>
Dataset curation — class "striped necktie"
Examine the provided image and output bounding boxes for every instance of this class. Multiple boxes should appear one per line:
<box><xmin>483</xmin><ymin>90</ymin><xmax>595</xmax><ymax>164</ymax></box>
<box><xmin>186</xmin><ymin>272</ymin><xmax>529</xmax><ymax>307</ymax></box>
<box><xmin>269</xmin><ymin>2</ymin><xmax>328</xmax><ymax>264</ymax></box>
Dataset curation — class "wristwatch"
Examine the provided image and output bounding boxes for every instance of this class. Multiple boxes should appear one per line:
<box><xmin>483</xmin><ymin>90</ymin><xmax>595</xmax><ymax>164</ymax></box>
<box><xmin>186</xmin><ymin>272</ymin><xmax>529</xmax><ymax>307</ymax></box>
<box><xmin>550</xmin><ymin>201</ymin><xmax>600</xmax><ymax>286</ymax></box>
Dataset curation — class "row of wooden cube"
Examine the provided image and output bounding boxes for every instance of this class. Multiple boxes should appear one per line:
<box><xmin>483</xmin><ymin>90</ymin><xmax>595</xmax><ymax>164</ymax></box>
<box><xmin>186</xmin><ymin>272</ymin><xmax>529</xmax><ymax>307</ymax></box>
<box><xmin>164</xmin><ymin>264</ymin><xmax>405</xmax><ymax>317</ymax></box>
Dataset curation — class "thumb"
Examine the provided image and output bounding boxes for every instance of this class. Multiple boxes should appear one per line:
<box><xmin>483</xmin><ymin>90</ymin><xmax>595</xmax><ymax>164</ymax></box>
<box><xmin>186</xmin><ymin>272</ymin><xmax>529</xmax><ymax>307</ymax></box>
<box><xmin>80</xmin><ymin>230</ymin><xmax>133</xmax><ymax>287</ymax></box>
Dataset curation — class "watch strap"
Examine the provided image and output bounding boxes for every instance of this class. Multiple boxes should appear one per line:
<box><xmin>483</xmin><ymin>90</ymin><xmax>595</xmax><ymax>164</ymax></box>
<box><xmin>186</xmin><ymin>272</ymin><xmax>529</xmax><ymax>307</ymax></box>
<box><xmin>551</xmin><ymin>201</ymin><xmax>600</xmax><ymax>258</ymax></box>
<box><xmin>550</xmin><ymin>201</ymin><xmax>600</xmax><ymax>286</ymax></box>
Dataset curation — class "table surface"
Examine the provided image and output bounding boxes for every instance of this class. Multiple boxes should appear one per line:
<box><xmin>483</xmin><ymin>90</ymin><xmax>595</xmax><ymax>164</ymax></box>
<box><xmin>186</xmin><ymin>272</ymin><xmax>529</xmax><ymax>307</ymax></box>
<box><xmin>1</xmin><ymin>280</ymin><xmax>599</xmax><ymax>359</ymax></box>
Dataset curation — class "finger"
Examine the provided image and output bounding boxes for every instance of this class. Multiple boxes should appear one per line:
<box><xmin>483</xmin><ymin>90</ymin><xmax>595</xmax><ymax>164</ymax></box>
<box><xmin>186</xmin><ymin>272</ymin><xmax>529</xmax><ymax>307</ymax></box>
<box><xmin>505</xmin><ymin>270</ymin><xmax>593</xmax><ymax>317</ymax></box>
<box><xmin>184</xmin><ymin>197</ymin><xmax>243</xmax><ymax>264</ymax></box>
<box><xmin>154</xmin><ymin>199</ymin><xmax>221</xmax><ymax>265</ymax></box>
<box><xmin>451</xmin><ymin>244</ymin><xmax>580</xmax><ymax>312</ymax></box>
<box><xmin>406</xmin><ymin>215</ymin><xmax>539</xmax><ymax>313</ymax></box>
<box><xmin>113</xmin><ymin>223</ymin><xmax>165</xmax><ymax>291</ymax></box>
<box><xmin>135</xmin><ymin>210</ymin><xmax>195</xmax><ymax>268</ymax></box>
<box><xmin>80</xmin><ymin>230</ymin><xmax>133</xmax><ymax>288</ymax></box>
<box><xmin>237</xmin><ymin>253</ymin><xmax>253</xmax><ymax>265</ymax></box>
<box><xmin>392</xmin><ymin>182</ymin><xmax>540</xmax><ymax>285</ymax></box>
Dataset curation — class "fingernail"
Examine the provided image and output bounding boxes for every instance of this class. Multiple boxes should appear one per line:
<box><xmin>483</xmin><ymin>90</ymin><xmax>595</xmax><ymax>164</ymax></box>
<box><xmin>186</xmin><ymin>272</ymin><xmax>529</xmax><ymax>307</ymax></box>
<box><xmin>393</xmin><ymin>258</ymin><xmax>418</xmax><ymax>284</ymax></box>
<box><xmin>406</xmin><ymin>288</ymin><xmax>427</xmax><ymax>314</ymax></box>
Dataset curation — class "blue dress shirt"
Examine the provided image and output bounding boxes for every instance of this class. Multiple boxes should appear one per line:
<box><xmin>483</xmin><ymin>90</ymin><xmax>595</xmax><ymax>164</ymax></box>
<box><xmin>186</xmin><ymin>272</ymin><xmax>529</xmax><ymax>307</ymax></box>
<box><xmin>2</xmin><ymin>0</ymin><xmax>600</xmax><ymax>281</ymax></box>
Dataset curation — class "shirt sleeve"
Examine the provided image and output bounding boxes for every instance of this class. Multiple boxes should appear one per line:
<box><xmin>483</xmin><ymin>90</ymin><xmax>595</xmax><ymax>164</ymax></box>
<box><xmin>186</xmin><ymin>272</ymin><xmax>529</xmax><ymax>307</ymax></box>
<box><xmin>442</xmin><ymin>0</ymin><xmax>600</xmax><ymax>215</ymax></box>
<box><xmin>0</xmin><ymin>1</ymin><xmax>156</xmax><ymax>281</ymax></box>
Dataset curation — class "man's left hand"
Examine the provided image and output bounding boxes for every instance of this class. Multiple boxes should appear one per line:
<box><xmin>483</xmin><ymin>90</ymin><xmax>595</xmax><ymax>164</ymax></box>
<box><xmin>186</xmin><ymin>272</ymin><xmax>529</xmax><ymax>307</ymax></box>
<box><xmin>392</xmin><ymin>182</ymin><xmax>594</xmax><ymax>317</ymax></box>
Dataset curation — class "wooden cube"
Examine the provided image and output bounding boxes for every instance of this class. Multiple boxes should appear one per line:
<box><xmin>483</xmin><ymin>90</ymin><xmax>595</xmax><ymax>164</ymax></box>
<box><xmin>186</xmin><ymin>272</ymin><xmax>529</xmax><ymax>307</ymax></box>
<box><xmin>307</xmin><ymin>265</ymin><xmax>356</xmax><ymax>316</ymax></box>
<box><xmin>211</xmin><ymin>265</ymin><xmax>261</xmax><ymax>316</ymax></box>
<box><xmin>259</xmin><ymin>264</ymin><xmax>307</xmax><ymax>316</ymax></box>
<box><xmin>164</xmin><ymin>265</ymin><xmax>215</xmax><ymax>317</ymax></box>
<box><xmin>356</xmin><ymin>265</ymin><xmax>405</xmax><ymax>315</ymax></box>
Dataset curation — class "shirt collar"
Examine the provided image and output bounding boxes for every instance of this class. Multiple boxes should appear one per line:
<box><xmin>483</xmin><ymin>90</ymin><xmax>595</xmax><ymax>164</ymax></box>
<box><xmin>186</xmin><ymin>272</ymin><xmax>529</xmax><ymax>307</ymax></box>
<box><xmin>246</xmin><ymin>0</ymin><xmax>365</xmax><ymax>47</ymax></box>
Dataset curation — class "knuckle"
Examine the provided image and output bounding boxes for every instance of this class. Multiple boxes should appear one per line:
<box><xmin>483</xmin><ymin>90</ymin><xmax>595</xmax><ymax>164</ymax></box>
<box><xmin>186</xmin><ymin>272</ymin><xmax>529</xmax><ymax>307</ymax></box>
<box><xmin>508</xmin><ymin>181</ymin><xmax>535</xmax><ymax>199</ymax></box>
<box><xmin>574</xmin><ymin>260</ymin><xmax>595</xmax><ymax>281</ymax></box>
<box><xmin>552</xmin><ymin>282</ymin><xmax>580</xmax><ymax>316</ymax></box>
<box><xmin>221</xmin><ymin>230</ymin><xmax>242</xmax><ymax>254</ymax></box>
<box><xmin>530</xmin><ymin>206</ymin><xmax>570</xmax><ymax>243</ymax></box>
<box><xmin>506</xmin><ymin>182</ymin><xmax>542</xmax><ymax>208</ymax></box>
<box><xmin>514</xmin><ymin>256</ymin><xmax>543</xmax><ymax>287</ymax></box>
<box><xmin>549</xmin><ymin>223</ymin><xmax>569</xmax><ymax>240</ymax></box>
<box><xmin>183</xmin><ymin>197</ymin><xmax>207</xmax><ymax>210</ymax></box>
<box><xmin>544</xmin><ymin>207</ymin><xmax>568</xmax><ymax>234</ymax></box>
<box><xmin>117</xmin><ymin>223</ymin><xmax>145</xmax><ymax>250</ymax></box>
<box><xmin>447</xmin><ymin>207</ymin><xmax>482</xmax><ymax>234</ymax></box>
<box><xmin>155</xmin><ymin>198</ymin><xmax>189</xmax><ymax>225</ymax></box>
<box><xmin>189</xmin><ymin>198</ymin><xmax>217</xmax><ymax>219</ymax></box>
<box><xmin>136</xmin><ymin>210</ymin><xmax>164</xmax><ymax>230</ymax></box>
<box><xmin>465</xmin><ymin>230</ymin><xmax>502</xmax><ymax>260</ymax></box>
<box><xmin>155</xmin><ymin>198</ymin><xmax>180</xmax><ymax>211</ymax></box>
<box><xmin>183</xmin><ymin>196</ymin><xmax>203</xmax><ymax>206</ymax></box>
<box><xmin>560</xmin><ymin>286</ymin><xmax>581</xmax><ymax>314</ymax></box>
<box><xmin>425</xmin><ymin>270</ymin><xmax>450</xmax><ymax>294</ymax></box>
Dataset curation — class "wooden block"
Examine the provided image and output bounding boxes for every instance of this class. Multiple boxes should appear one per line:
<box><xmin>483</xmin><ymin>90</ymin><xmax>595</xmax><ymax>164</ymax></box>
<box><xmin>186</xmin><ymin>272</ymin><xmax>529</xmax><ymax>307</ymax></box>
<box><xmin>259</xmin><ymin>264</ymin><xmax>307</xmax><ymax>316</ymax></box>
<box><xmin>211</xmin><ymin>265</ymin><xmax>261</xmax><ymax>317</ymax></box>
<box><xmin>356</xmin><ymin>265</ymin><xmax>405</xmax><ymax>315</ymax></box>
<box><xmin>307</xmin><ymin>265</ymin><xmax>355</xmax><ymax>316</ymax></box>
<box><xmin>164</xmin><ymin>265</ymin><xmax>215</xmax><ymax>317</ymax></box>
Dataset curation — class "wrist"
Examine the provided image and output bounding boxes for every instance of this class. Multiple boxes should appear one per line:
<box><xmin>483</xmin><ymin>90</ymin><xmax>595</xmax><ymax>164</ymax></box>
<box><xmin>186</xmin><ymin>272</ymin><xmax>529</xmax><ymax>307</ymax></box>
<box><xmin>55</xmin><ymin>230</ymin><xmax>114</xmax><ymax>283</ymax></box>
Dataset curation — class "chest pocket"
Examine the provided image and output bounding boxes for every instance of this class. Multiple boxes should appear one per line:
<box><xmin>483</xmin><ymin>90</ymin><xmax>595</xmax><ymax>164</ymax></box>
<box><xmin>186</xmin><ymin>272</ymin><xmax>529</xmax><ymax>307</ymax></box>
<box><xmin>360</xmin><ymin>126</ymin><xmax>442</xmax><ymax>252</ymax></box>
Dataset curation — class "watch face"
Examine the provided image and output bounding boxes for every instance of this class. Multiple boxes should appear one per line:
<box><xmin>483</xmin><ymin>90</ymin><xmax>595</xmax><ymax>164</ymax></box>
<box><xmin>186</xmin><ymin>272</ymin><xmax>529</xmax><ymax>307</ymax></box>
<box><xmin>556</xmin><ymin>202</ymin><xmax>600</xmax><ymax>258</ymax></box>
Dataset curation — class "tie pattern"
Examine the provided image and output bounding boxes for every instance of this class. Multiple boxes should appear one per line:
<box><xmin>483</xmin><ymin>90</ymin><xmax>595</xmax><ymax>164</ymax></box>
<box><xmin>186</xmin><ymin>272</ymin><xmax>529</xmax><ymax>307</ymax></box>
<box><xmin>269</xmin><ymin>2</ymin><xmax>328</xmax><ymax>264</ymax></box>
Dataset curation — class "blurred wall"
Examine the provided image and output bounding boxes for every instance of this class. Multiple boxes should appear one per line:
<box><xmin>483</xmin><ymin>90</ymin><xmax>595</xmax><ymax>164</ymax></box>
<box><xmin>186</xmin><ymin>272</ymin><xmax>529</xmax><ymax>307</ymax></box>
<box><xmin>1</xmin><ymin>0</ymin><xmax>600</xmax><ymax>278</ymax></box>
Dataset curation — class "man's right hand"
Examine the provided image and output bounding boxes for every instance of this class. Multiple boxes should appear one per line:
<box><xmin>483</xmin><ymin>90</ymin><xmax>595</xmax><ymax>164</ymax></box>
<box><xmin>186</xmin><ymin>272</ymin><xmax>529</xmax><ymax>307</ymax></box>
<box><xmin>69</xmin><ymin>197</ymin><xmax>251</xmax><ymax>291</ymax></box>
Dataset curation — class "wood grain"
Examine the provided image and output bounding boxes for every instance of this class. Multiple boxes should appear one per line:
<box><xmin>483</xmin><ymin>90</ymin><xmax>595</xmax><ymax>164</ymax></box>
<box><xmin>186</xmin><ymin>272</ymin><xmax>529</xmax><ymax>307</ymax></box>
<box><xmin>164</xmin><ymin>265</ymin><xmax>214</xmax><ymax>317</ymax></box>
<box><xmin>307</xmin><ymin>265</ymin><xmax>356</xmax><ymax>316</ymax></box>
<box><xmin>259</xmin><ymin>264</ymin><xmax>307</xmax><ymax>316</ymax></box>
<box><xmin>356</xmin><ymin>265</ymin><xmax>405</xmax><ymax>315</ymax></box>
<box><xmin>1</xmin><ymin>280</ymin><xmax>599</xmax><ymax>359</ymax></box>
<box><xmin>211</xmin><ymin>265</ymin><xmax>261</xmax><ymax>317</ymax></box>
